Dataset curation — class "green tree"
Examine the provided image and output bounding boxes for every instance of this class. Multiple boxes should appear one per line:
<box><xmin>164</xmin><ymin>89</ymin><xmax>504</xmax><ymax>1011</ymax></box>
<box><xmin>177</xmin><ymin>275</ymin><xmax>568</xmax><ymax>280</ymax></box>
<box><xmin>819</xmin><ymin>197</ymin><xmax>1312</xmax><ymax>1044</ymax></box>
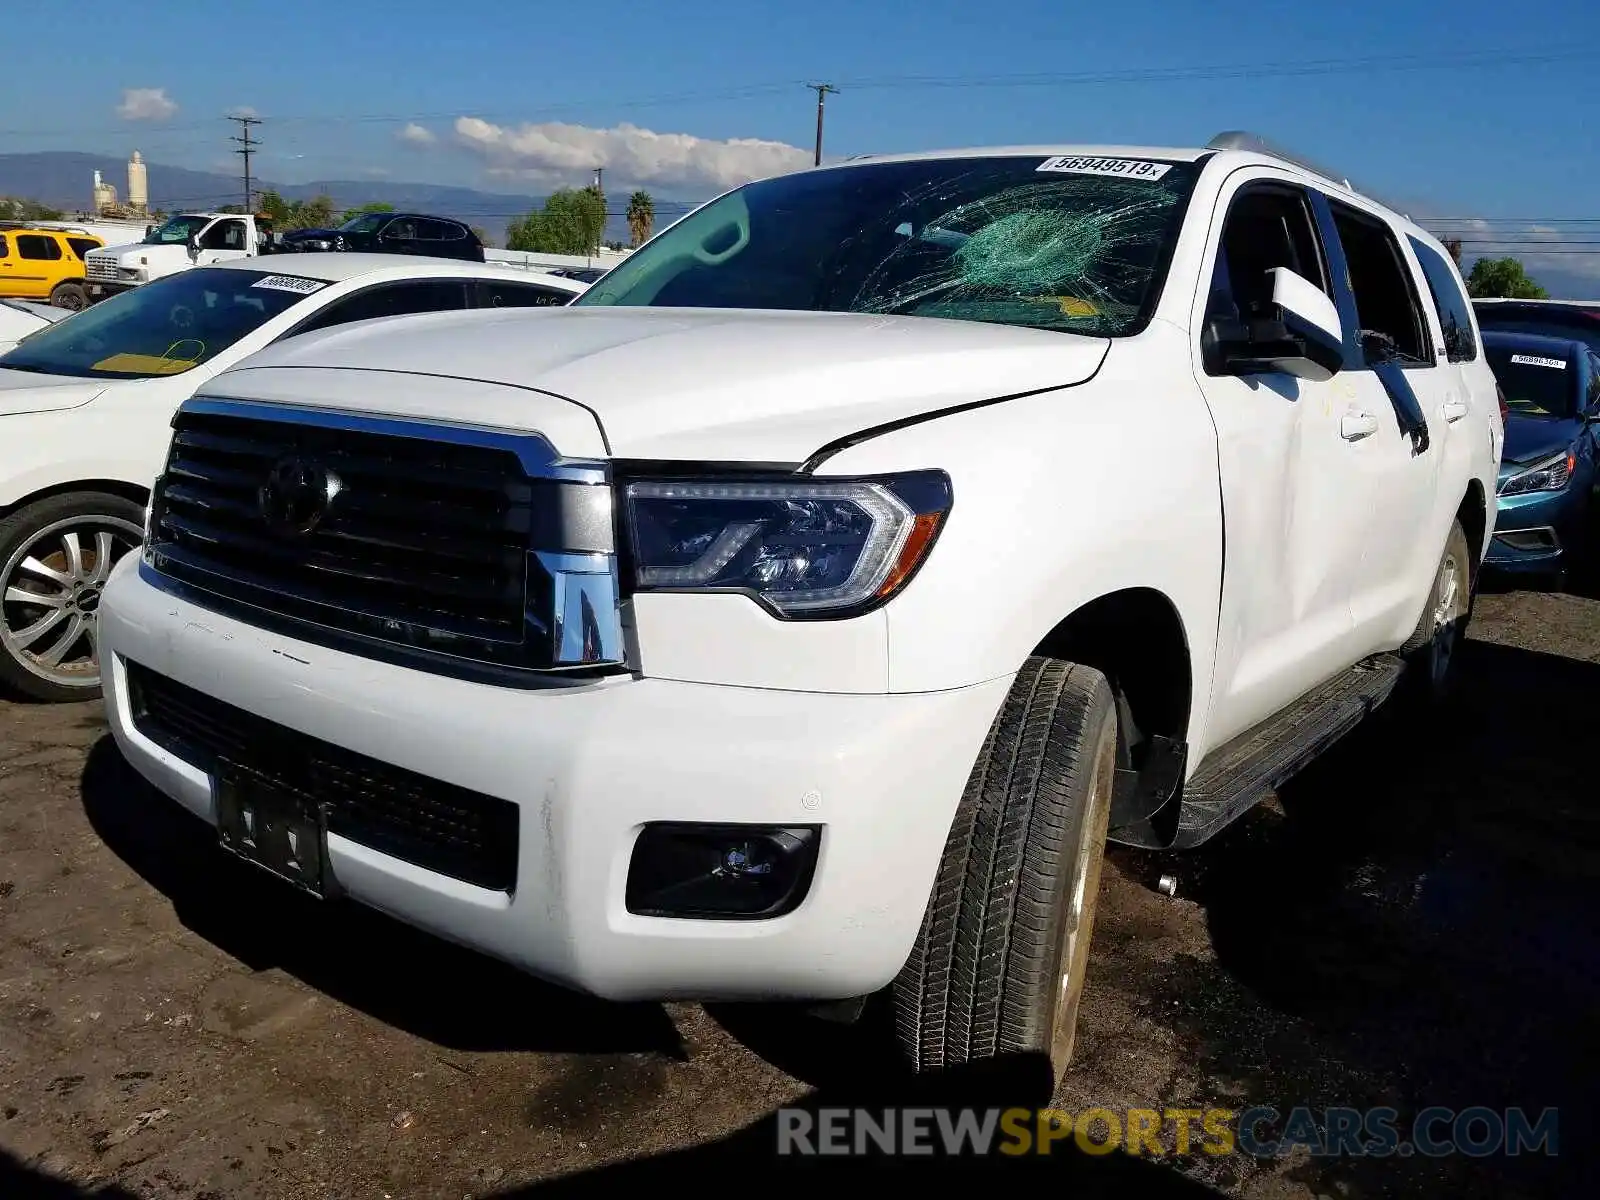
<box><xmin>625</xmin><ymin>190</ymin><xmax>655</xmax><ymax>248</ymax></box>
<box><xmin>506</xmin><ymin>187</ymin><xmax>607</xmax><ymax>255</ymax></box>
<box><xmin>257</xmin><ymin>190</ymin><xmax>338</xmax><ymax>231</ymax></box>
<box><xmin>341</xmin><ymin>201</ymin><xmax>394</xmax><ymax>223</ymax></box>
<box><xmin>0</xmin><ymin>196</ymin><xmax>64</xmax><ymax>221</ymax></box>
<box><xmin>1466</xmin><ymin>256</ymin><xmax>1548</xmax><ymax>300</ymax></box>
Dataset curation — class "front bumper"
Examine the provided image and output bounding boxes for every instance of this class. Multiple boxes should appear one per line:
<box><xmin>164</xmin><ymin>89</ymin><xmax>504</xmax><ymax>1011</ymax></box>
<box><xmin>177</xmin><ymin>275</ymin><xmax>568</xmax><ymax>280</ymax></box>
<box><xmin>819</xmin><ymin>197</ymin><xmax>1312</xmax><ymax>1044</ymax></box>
<box><xmin>99</xmin><ymin>556</ymin><xmax>1010</xmax><ymax>1002</ymax></box>
<box><xmin>1487</xmin><ymin>484</ymin><xmax>1588</xmax><ymax>573</ymax></box>
<box><xmin>84</xmin><ymin>278</ymin><xmax>138</xmax><ymax>301</ymax></box>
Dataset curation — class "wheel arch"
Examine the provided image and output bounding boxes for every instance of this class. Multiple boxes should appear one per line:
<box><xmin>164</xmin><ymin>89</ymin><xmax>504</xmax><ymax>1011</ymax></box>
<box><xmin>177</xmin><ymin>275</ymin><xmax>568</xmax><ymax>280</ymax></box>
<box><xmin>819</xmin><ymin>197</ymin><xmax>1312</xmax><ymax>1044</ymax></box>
<box><xmin>1</xmin><ymin>478</ymin><xmax>150</xmax><ymax>523</ymax></box>
<box><xmin>1030</xmin><ymin>586</ymin><xmax>1194</xmax><ymax>764</ymax></box>
<box><xmin>1456</xmin><ymin>477</ymin><xmax>1488</xmax><ymax>576</ymax></box>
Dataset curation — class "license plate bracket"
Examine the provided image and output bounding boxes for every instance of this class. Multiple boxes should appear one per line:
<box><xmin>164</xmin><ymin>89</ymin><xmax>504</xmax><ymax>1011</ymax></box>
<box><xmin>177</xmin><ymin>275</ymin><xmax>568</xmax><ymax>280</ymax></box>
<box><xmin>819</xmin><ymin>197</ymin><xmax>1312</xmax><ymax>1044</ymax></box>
<box><xmin>215</xmin><ymin>770</ymin><xmax>333</xmax><ymax>899</ymax></box>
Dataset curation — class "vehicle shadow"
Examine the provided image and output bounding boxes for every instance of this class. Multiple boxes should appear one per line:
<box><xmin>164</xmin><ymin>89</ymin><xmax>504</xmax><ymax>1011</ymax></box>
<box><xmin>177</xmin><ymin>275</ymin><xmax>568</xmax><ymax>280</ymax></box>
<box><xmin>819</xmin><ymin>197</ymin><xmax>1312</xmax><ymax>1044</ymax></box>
<box><xmin>0</xmin><ymin>1148</ymin><xmax>137</xmax><ymax>1199</ymax></box>
<box><xmin>492</xmin><ymin>1052</ymin><xmax>1226</xmax><ymax>1196</ymax></box>
<box><xmin>1116</xmin><ymin>636</ymin><xmax>1600</xmax><ymax>1198</ymax></box>
<box><xmin>78</xmin><ymin>736</ymin><xmax>684</xmax><ymax>1059</ymax></box>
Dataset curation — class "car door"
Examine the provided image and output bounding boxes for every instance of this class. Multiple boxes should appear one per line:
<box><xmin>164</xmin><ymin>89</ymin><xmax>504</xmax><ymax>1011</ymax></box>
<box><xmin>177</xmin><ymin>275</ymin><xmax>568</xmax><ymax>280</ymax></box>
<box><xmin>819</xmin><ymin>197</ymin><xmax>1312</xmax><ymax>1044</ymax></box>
<box><xmin>379</xmin><ymin>217</ymin><xmax>421</xmax><ymax>256</ymax></box>
<box><xmin>1312</xmin><ymin>196</ymin><xmax>1447</xmax><ymax>648</ymax></box>
<box><xmin>1191</xmin><ymin>170</ymin><xmax>1366</xmax><ymax>746</ymax></box>
<box><xmin>10</xmin><ymin>233</ymin><xmax>66</xmax><ymax>299</ymax></box>
<box><xmin>0</xmin><ymin>234</ymin><xmax>16</xmax><ymax>297</ymax></box>
<box><xmin>194</xmin><ymin>218</ymin><xmax>251</xmax><ymax>266</ymax></box>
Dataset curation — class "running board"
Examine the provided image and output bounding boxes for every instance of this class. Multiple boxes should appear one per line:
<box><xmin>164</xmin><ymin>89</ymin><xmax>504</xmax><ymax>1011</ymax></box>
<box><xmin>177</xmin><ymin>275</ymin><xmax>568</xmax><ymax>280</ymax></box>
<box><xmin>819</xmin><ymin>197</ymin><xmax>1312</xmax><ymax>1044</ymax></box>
<box><xmin>1111</xmin><ymin>654</ymin><xmax>1406</xmax><ymax>851</ymax></box>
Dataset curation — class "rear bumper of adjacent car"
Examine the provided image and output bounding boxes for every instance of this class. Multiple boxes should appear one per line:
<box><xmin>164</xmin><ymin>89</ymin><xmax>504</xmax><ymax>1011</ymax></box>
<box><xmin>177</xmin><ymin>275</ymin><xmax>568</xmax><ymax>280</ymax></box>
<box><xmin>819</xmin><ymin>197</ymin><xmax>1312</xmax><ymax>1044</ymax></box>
<box><xmin>98</xmin><ymin>556</ymin><xmax>1009</xmax><ymax>1003</ymax></box>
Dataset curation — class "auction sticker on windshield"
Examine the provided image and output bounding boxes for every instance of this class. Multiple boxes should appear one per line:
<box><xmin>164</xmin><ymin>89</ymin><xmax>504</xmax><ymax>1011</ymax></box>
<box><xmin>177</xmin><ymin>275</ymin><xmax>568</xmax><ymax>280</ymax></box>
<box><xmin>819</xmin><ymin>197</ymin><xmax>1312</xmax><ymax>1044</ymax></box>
<box><xmin>1036</xmin><ymin>156</ymin><xmax>1172</xmax><ymax>180</ymax></box>
<box><xmin>252</xmin><ymin>275</ymin><xmax>329</xmax><ymax>296</ymax></box>
<box><xmin>1510</xmin><ymin>354</ymin><xmax>1567</xmax><ymax>369</ymax></box>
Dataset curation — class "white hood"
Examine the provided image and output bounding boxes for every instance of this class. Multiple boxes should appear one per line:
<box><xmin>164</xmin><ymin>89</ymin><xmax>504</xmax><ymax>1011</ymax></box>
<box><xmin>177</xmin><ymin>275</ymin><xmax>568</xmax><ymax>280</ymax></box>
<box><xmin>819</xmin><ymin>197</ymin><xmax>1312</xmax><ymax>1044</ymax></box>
<box><xmin>218</xmin><ymin>307</ymin><xmax>1110</xmax><ymax>462</ymax></box>
<box><xmin>0</xmin><ymin>372</ymin><xmax>108</xmax><ymax>416</ymax></box>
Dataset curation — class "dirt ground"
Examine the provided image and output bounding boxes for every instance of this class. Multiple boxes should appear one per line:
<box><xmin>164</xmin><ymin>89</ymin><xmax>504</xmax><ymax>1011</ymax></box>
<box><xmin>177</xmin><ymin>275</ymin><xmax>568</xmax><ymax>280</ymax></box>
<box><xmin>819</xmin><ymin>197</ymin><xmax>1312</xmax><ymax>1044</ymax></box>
<box><xmin>2</xmin><ymin>587</ymin><xmax>1597</xmax><ymax>1198</ymax></box>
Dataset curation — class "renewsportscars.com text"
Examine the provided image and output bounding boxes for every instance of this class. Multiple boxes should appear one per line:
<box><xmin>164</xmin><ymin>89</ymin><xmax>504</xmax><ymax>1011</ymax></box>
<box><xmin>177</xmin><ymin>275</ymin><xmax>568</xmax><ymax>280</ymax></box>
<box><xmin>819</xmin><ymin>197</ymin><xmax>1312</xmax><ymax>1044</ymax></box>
<box><xmin>776</xmin><ymin>1105</ymin><xmax>1560</xmax><ymax>1159</ymax></box>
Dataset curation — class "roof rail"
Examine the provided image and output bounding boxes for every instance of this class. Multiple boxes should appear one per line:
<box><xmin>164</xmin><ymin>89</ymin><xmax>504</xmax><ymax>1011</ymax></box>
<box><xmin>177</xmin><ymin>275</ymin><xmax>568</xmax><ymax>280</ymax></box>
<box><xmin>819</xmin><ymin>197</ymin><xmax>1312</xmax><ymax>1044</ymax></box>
<box><xmin>1205</xmin><ymin>130</ymin><xmax>1357</xmax><ymax>192</ymax></box>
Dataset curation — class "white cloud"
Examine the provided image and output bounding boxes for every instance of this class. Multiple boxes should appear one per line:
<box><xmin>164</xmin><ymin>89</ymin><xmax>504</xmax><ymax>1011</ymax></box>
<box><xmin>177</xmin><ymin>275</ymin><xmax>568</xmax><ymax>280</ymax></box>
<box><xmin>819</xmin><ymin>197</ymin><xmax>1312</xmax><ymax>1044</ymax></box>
<box><xmin>398</xmin><ymin>122</ymin><xmax>436</xmax><ymax>146</ymax></box>
<box><xmin>452</xmin><ymin>117</ymin><xmax>810</xmax><ymax>192</ymax></box>
<box><xmin>116</xmin><ymin>87</ymin><xmax>178</xmax><ymax>121</ymax></box>
<box><xmin>227</xmin><ymin>105</ymin><xmax>259</xmax><ymax>119</ymax></box>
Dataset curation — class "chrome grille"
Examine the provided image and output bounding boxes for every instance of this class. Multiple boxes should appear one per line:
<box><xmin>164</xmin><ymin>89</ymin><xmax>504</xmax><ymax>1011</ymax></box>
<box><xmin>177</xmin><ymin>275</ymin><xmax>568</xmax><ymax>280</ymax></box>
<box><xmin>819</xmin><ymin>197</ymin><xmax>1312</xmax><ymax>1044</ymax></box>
<box><xmin>145</xmin><ymin>398</ymin><xmax>624</xmax><ymax>677</ymax></box>
<box><xmin>85</xmin><ymin>256</ymin><xmax>119</xmax><ymax>282</ymax></box>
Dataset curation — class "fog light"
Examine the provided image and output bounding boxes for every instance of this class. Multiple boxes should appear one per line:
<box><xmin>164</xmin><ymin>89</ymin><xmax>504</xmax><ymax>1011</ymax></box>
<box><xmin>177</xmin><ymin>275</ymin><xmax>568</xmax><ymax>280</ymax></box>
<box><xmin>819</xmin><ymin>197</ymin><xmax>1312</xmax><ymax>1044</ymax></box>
<box><xmin>626</xmin><ymin>823</ymin><xmax>821</xmax><ymax>919</ymax></box>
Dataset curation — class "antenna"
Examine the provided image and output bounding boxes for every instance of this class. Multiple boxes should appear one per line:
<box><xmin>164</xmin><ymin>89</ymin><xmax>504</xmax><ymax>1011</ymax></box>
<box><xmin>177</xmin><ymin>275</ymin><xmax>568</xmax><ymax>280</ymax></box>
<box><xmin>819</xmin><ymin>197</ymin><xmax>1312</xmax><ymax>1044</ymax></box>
<box><xmin>1205</xmin><ymin>130</ymin><xmax>1357</xmax><ymax>192</ymax></box>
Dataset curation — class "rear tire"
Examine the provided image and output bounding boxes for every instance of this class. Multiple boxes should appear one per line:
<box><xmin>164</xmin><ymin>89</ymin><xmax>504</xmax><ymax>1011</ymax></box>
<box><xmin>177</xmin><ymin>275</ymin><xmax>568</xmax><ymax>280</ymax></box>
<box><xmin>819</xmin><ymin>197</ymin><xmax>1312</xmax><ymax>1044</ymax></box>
<box><xmin>1399</xmin><ymin>518</ymin><xmax>1472</xmax><ymax>702</ymax></box>
<box><xmin>49</xmin><ymin>281</ymin><xmax>87</xmax><ymax>311</ymax></box>
<box><xmin>893</xmin><ymin>657</ymin><xmax>1118</xmax><ymax>1087</ymax></box>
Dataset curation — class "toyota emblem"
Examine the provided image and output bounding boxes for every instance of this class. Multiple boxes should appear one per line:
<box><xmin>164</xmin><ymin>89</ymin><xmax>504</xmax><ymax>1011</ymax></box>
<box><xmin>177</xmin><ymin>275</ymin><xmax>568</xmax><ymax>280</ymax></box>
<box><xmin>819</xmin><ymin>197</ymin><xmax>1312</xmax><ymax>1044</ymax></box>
<box><xmin>258</xmin><ymin>455</ymin><xmax>338</xmax><ymax>537</ymax></box>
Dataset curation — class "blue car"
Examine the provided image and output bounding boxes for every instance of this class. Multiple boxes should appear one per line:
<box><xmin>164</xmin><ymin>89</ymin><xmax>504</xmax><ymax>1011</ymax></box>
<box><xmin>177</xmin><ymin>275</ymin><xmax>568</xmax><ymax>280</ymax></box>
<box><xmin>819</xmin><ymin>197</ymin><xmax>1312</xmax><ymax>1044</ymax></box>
<box><xmin>1483</xmin><ymin>331</ymin><xmax>1600</xmax><ymax>585</ymax></box>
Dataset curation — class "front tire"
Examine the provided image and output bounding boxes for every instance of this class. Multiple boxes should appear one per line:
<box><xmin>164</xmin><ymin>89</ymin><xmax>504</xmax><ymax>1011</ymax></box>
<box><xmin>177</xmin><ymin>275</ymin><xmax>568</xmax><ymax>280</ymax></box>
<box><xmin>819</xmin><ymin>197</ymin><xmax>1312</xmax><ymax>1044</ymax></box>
<box><xmin>893</xmin><ymin>657</ymin><xmax>1118</xmax><ymax>1087</ymax></box>
<box><xmin>0</xmin><ymin>492</ymin><xmax>144</xmax><ymax>702</ymax></box>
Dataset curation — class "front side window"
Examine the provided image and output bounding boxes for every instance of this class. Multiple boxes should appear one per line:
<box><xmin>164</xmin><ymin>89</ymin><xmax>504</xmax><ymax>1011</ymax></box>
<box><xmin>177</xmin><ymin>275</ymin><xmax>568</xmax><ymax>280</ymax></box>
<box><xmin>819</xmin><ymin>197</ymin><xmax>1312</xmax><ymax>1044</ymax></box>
<box><xmin>16</xmin><ymin>235</ymin><xmax>62</xmax><ymax>261</ymax></box>
<box><xmin>67</xmin><ymin>237</ymin><xmax>100</xmax><ymax>259</ymax></box>
<box><xmin>293</xmin><ymin>279</ymin><xmax>471</xmax><ymax>333</ymax></box>
<box><xmin>198</xmin><ymin>220</ymin><xmax>247</xmax><ymax>251</ymax></box>
<box><xmin>0</xmin><ymin>267</ymin><xmax>330</xmax><ymax>378</ymax></box>
<box><xmin>577</xmin><ymin>155</ymin><xmax>1203</xmax><ymax>337</ymax></box>
<box><xmin>1407</xmin><ymin>236</ymin><xmax>1477</xmax><ymax>363</ymax></box>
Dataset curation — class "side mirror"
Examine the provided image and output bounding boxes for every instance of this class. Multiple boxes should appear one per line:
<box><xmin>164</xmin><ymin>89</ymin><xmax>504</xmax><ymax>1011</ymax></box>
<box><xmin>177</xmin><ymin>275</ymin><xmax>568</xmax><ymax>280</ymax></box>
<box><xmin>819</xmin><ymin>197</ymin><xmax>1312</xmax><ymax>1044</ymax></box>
<box><xmin>1205</xmin><ymin>266</ymin><xmax>1345</xmax><ymax>382</ymax></box>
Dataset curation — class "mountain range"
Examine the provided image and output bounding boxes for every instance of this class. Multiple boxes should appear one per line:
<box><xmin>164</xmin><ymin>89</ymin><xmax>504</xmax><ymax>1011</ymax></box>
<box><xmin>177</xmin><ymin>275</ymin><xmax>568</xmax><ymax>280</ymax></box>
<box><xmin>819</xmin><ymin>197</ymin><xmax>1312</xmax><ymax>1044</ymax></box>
<box><xmin>0</xmin><ymin>151</ymin><xmax>633</xmax><ymax>246</ymax></box>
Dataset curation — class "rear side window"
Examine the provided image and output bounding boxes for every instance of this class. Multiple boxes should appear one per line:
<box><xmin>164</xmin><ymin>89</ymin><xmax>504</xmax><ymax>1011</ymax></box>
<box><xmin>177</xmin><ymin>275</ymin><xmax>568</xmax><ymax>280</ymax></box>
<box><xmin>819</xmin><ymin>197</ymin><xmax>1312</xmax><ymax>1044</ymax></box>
<box><xmin>16</xmin><ymin>234</ymin><xmax>63</xmax><ymax>261</ymax></box>
<box><xmin>1407</xmin><ymin>236</ymin><xmax>1477</xmax><ymax>363</ymax></box>
<box><xmin>1328</xmin><ymin>202</ymin><xmax>1430</xmax><ymax>365</ymax></box>
<box><xmin>0</xmin><ymin>235</ymin><xmax>8</xmax><ymax>258</ymax></box>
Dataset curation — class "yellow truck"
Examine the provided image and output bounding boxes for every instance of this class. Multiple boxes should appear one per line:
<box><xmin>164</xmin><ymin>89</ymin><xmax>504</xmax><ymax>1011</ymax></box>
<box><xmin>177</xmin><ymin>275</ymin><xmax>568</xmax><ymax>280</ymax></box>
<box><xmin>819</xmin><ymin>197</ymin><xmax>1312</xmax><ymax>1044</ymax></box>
<box><xmin>0</xmin><ymin>225</ymin><xmax>105</xmax><ymax>310</ymax></box>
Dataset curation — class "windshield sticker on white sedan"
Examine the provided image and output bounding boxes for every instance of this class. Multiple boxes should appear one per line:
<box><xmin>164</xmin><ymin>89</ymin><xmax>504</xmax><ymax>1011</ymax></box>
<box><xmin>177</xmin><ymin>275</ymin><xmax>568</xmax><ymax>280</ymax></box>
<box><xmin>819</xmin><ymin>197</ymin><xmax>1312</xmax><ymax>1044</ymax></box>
<box><xmin>251</xmin><ymin>275</ymin><xmax>328</xmax><ymax>296</ymax></box>
<box><xmin>1036</xmin><ymin>156</ymin><xmax>1171</xmax><ymax>181</ymax></box>
<box><xmin>1510</xmin><ymin>354</ymin><xmax>1567</xmax><ymax>369</ymax></box>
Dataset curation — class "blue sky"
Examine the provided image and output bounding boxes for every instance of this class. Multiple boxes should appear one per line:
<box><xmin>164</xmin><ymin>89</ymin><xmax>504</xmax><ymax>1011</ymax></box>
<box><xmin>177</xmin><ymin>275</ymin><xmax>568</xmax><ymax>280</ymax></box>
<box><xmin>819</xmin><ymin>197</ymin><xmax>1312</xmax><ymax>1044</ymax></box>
<box><xmin>3</xmin><ymin>0</ymin><xmax>1597</xmax><ymax>288</ymax></box>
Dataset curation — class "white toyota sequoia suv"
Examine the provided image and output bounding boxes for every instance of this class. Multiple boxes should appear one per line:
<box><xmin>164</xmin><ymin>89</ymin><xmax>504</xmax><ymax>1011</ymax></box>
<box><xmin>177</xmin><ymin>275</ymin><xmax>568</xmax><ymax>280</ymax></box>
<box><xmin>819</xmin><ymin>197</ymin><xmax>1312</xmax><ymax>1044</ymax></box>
<box><xmin>99</xmin><ymin>132</ymin><xmax>1501</xmax><ymax>1084</ymax></box>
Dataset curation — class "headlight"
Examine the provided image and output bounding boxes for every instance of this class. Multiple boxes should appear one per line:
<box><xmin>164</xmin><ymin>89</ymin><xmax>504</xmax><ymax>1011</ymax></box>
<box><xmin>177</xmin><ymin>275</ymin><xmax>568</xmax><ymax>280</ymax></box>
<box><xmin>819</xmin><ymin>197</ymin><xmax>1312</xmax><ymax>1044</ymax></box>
<box><xmin>624</xmin><ymin>470</ymin><xmax>952</xmax><ymax>618</ymax></box>
<box><xmin>1498</xmin><ymin>447</ymin><xmax>1576</xmax><ymax>497</ymax></box>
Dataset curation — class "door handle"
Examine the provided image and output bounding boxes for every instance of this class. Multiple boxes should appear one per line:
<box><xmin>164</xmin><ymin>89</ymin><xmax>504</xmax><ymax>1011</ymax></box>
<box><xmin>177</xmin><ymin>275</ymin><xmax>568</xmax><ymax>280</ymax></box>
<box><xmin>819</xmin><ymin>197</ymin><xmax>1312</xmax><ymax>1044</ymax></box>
<box><xmin>1341</xmin><ymin>411</ymin><xmax>1379</xmax><ymax>441</ymax></box>
<box><xmin>1442</xmin><ymin>398</ymin><xmax>1469</xmax><ymax>423</ymax></box>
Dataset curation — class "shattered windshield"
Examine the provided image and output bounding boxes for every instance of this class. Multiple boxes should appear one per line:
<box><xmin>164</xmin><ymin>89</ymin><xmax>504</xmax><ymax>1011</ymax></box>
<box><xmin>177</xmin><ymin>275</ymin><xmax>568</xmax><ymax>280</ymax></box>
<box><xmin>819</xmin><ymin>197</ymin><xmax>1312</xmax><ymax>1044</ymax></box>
<box><xmin>576</xmin><ymin>155</ymin><xmax>1202</xmax><ymax>336</ymax></box>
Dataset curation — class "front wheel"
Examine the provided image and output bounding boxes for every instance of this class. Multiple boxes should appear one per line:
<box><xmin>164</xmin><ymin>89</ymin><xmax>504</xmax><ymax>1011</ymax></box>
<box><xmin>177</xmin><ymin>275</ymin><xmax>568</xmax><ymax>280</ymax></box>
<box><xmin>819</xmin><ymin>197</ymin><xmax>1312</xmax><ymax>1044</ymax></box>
<box><xmin>893</xmin><ymin>657</ymin><xmax>1118</xmax><ymax>1087</ymax></box>
<box><xmin>1399</xmin><ymin>518</ymin><xmax>1473</xmax><ymax>702</ymax></box>
<box><xmin>0</xmin><ymin>492</ymin><xmax>144</xmax><ymax>702</ymax></box>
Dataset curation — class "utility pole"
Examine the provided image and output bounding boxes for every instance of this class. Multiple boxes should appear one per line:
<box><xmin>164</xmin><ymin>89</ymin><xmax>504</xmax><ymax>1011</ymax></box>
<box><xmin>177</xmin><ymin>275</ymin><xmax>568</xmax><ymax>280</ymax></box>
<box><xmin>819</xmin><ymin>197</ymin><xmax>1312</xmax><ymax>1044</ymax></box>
<box><xmin>806</xmin><ymin>83</ymin><xmax>838</xmax><ymax>166</ymax></box>
<box><xmin>593</xmin><ymin>166</ymin><xmax>604</xmax><ymax>193</ymax></box>
<box><xmin>229</xmin><ymin>114</ymin><xmax>261</xmax><ymax>211</ymax></box>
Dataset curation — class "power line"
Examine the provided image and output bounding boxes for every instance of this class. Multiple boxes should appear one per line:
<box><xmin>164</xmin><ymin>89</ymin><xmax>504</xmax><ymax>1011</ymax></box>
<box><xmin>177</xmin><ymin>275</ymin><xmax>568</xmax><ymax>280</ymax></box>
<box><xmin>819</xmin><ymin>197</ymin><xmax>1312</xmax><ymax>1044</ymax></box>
<box><xmin>4</xmin><ymin>44</ymin><xmax>1596</xmax><ymax>139</ymax></box>
<box><xmin>229</xmin><ymin>114</ymin><xmax>261</xmax><ymax>211</ymax></box>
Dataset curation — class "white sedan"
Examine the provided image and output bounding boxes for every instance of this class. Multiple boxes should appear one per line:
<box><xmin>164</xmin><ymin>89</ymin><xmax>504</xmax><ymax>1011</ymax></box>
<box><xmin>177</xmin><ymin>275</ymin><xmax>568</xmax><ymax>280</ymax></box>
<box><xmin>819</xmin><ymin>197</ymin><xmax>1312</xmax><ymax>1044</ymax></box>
<box><xmin>0</xmin><ymin>254</ymin><xmax>585</xmax><ymax>701</ymax></box>
<box><xmin>0</xmin><ymin>299</ymin><xmax>71</xmax><ymax>354</ymax></box>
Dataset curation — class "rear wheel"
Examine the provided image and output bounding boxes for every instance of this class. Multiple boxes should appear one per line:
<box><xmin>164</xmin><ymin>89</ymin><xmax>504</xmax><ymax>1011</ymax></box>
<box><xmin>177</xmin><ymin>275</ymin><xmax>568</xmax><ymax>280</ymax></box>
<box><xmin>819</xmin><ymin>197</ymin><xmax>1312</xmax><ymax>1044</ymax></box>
<box><xmin>893</xmin><ymin>657</ymin><xmax>1118</xmax><ymax>1087</ymax></box>
<box><xmin>49</xmin><ymin>281</ymin><xmax>88</xmax><ymax>311</ymax></box>
<box><xmin>1399</xmin><ymin>518</ymin><xmax>1472</xmax><ymax>701</ymax></box>
<box><xmin>0</xmin><ymin>492</ymin><xmax>144</xmax><ymax>702</ymax></box>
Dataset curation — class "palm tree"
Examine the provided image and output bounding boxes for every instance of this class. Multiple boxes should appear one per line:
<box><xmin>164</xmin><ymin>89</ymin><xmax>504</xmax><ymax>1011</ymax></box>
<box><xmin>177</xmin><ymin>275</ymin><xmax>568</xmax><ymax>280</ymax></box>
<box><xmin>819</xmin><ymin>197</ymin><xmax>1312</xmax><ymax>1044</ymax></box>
<box><xmin>626</xmin><ymin>191</ymin><xmax>655</xmax><ymax>248</ymax></box>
